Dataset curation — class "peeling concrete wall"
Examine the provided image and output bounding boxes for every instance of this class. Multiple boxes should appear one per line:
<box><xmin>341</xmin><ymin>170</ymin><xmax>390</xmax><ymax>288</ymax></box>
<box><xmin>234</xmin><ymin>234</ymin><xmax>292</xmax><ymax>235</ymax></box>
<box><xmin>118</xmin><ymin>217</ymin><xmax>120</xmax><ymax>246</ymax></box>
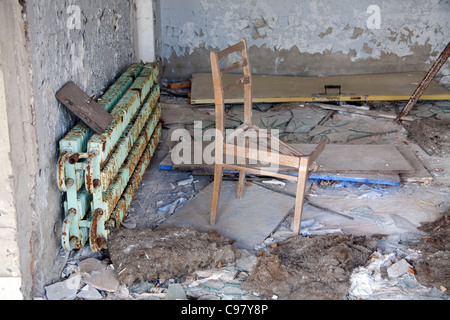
<box><xmin>8</xmin><ymin>0</ymin><xmax>136</xmax><ymax>298</ymax></box>
<box><xmin>0</xmin><ymin>0</ymin><xmax>38</xmax><ymax>300</ymax></box>
<box><xmin>157</xmin><ymin>0</ymin><xmax>450</xmax><ymax>85</ymax></box>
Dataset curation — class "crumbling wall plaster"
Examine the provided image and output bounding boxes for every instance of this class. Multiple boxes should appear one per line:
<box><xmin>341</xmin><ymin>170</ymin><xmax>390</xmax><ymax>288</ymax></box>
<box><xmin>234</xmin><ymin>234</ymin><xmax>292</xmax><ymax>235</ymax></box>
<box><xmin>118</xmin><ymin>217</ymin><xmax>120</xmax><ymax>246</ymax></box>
<box><xmin>157</xmin><ymin>0</ymin><xmax>450</xmax><ymax>83</ymax></box>
<box><xmin>24</xmin><ymin>0</ymin><xmax>136</xmax><ymax>298</ymax></box>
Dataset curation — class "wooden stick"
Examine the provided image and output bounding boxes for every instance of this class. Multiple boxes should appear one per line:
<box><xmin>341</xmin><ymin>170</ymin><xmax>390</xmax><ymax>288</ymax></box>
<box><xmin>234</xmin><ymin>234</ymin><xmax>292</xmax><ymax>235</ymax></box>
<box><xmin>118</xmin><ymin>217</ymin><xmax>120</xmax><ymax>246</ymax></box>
<box><xmin>309</xmin><ymin>102</ymin><xmax>417</xmax><ymax>121</ymax></box>
<box><xmin>167</xmin><ymin>82</ymin><xmax>191</xmax><ymax>89</ymax></box>
<box><xmin>293</xmin><ymin>157</ymin><xmax>310</xmax><ymax>235</ymax></box>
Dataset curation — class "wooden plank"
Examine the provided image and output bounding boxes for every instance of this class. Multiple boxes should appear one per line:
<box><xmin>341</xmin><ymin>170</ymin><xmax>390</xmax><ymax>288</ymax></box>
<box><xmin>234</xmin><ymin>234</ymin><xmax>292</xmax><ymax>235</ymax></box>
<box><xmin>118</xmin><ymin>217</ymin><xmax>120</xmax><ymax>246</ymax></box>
<box><xmin>291</xmin><ymin>144</ymin><xmax>415</xmax><ymax>174</ymax></box>
<box><xmin>309</xmin><ymin>102</ymin><xmax>418</xmax><ymax>122</ymax></box>
<box><xmin>56</xmin><ymin>81</ymin><xmax>113</xmax><ymax>134</ymax></box>
<box><xmin>224</xmin><ymin>144</ymin><xmax>301</xmax><ymax>168</ymax></box>
<box><xmin>396</xmin><ymin>145</ymin><xmax>433</xmax><ymax>183</ymax></box>
<box><xmin>159</xmin><ymin>152</ymin><xmax>402</xmax><ymax>186</ymax></box>
<box><xmin>293</xmin><ymin>157</ymin><xmax>310</xmax><ymax>235</ymax></box>
<box><xmin>190</xmin><ymin>72</ymin><xmax>450</xmax><ymax>105</ymax></box>
<box><xmin>310</xmin><ymin>172</ymin><xmax>401</xmax><ymax>186</ymax></box>
<box><xmin>223</xmin><ymin>164</ymin><xmax>299</xmax><ymax>181</ymax></box>
<box><xmin>163</xmin><ymin>141</ymin><xmax>415</xmax><ymax>174</ymax></box>
<box><xmin>167</xmin><ymin>82</ymin><xmax>191</xmax><ymax>89</ymax></box>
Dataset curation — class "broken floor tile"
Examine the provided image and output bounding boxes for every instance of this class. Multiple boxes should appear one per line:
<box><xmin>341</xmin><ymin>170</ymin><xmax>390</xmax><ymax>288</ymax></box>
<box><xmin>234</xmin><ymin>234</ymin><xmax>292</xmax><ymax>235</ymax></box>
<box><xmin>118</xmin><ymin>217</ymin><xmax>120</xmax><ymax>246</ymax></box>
<box><xmin>130</xmin><ymin>281</ymin><xmax>154</xmax><ymax>294</ymax></box>
<box><xmin>45</xmin><ymin>273</ymin><xmax>81</xmax><ymax>300</ymax></box>
<box><xmin>308</xmin><ymin>125</ymin><xmax>332</xmax><ymax>137</ymax></box>
<box><xmin>324</xmin><ymin>131</ymin><xmax>352</xmax><ymax>143</ymax></box>
<box><xmin>201</xmin><ymin>280</ymin><xmax>225</xmax><ymax>291</ymax></box>
<box><xmin>79</xmin><ymin>258</ymin><xmax>120</xmax><ymax>292</ymax></box>
<box><xmin>219</xmin><ymin>284</ymin><xmax>246</xmax><ymax>297</ymax></box>
<box><xmin>235</xmin><ymin>254</ymin><xmax>258</xmax><ymax>273</ymax></box>
<box><xmin>331</xmin><ymin>119</ymin><xmax>350</xmax><ymax>127</ymax></box>
<box><xmin>166</xmin><ymin>283</ymin><xmax>187</xmax><ymax>300</ymax></box>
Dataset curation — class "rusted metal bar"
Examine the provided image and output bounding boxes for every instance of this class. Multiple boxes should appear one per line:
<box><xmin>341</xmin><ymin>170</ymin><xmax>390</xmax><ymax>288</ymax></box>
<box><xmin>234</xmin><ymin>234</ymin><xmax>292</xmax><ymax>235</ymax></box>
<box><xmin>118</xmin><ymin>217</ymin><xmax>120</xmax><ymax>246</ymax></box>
<box><xmin>90</xmin><ymin>122</ymin><xmax>162</xmax><ymax>251</ymax></box>
<box><xmin>100</xmin><ymin>93</ymin><xmax>160</xmax><ymax>192</ymax></box>
<box><xmin>103</xmin><ymin>106</ymin><xmax>161</xmax><ymax>215</ymax></box>
<box><xmin>396</xmin><ymin>41</ymin><xmax>450</xmax><ymax>122</ymax></box>
<box><xmin>61</xmin><ymin>188</ymin><xmax>91</xmax><ymax>251</ymax></box>
<box><xmin>110</xmin><ymin>122</ymin><xmax>162</xmax><ymax>228</ymax></box>
<box><xmin>86</xmin><ymin>64</ymin><xmax>159</xmax><ymax>164</ymax></box>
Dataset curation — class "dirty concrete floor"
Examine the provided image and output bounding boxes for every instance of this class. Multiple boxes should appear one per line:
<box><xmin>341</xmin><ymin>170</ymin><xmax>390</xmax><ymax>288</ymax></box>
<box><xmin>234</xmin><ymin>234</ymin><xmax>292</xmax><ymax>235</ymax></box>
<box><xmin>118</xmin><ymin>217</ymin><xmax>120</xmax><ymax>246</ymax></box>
<box><xmin>52</xmin><ymin>94</ymin><xmax>450</xmax><ymax>300</ymax></box>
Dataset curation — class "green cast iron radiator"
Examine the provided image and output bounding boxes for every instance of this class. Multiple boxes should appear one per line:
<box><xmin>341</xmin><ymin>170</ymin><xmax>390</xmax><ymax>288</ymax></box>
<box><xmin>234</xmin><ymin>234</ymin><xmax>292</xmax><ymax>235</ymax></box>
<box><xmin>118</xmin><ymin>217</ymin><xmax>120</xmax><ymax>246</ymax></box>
<box><xmin>57</xmin><ymin>63</ymin><xmax>162</xmax><ymax>252</ymax></box>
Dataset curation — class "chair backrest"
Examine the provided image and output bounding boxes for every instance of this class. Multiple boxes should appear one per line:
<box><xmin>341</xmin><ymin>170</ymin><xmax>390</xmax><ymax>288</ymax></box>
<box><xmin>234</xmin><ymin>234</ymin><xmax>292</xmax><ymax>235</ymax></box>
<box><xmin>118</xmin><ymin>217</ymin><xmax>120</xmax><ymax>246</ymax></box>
<box><xmin>210</xmin><ymin>39</ymin><xmax>253</xmax><ymax>132</ymax></box>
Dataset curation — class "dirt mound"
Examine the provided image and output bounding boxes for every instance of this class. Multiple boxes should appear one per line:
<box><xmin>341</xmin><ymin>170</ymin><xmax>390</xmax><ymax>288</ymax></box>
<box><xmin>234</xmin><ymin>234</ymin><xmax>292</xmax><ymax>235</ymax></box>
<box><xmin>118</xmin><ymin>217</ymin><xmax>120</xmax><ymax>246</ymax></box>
<box><xmin>108</xmin><ymin>227</ymin><xmax>240</xmax><ymax>287</ymax></box>
<box><xmin>405</xmin><ymin>119</ymin><xmax>450</xmax><ymax>156</ymax></box>
<box><xmin>243</xmin><ymin>233</ymin><xmax>377</xmax><ymax>300</ymax></box>
<box><xmin>414</xmin><ymin>211</ymin><xmax>450</xmax><ymax>291</ymax></box>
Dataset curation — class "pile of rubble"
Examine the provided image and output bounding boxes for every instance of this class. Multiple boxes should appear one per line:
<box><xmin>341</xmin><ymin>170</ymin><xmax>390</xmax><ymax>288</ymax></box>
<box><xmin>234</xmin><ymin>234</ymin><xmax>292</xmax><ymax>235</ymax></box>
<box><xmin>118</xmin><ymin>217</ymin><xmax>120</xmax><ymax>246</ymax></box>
<box><xmin>44</xmin><ymin>219</ymin><xmax>449</xmax><ymax>300</ymax></box>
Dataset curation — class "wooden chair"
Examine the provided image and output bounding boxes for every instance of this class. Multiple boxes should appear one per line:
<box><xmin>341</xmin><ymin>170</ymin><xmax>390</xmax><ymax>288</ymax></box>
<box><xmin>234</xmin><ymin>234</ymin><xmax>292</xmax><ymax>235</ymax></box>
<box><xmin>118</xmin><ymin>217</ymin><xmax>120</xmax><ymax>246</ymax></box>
<box><xmin>210</xmin><ymin>39</ymin><xmax>327</xmax><ymax>235</ymax></box>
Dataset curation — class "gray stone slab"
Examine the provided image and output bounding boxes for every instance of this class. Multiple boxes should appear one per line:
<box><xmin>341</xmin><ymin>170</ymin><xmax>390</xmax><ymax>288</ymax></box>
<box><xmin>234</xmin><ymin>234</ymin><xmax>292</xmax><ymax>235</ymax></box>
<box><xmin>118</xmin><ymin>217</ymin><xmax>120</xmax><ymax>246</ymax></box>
<box><xmin>159</xmin><ymin>181</ymin><xmax>295</xmax><ymax>250</ymax></box>
<box><xmin>45</xmin><ymin>273</ymin><xmax>81</xmax><ymax>300</ymax></box>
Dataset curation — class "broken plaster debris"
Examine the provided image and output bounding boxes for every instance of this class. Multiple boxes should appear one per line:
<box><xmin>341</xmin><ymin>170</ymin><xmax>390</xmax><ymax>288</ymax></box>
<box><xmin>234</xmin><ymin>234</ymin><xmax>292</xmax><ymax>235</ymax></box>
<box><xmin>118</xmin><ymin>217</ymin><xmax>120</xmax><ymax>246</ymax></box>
<box><xmin>44</xmin><ymin>273</ymin><xmax>81</xmax><ymax>300</ymax></box>
<box><xmin>348</xmin><ymin>251</ymin><xmax>447</xmax><ymax>300</ymax></box>
<box><xmin>50</xmin><ymin>213</ymin><xmax>450</xmax><ymax>300</ymax></box>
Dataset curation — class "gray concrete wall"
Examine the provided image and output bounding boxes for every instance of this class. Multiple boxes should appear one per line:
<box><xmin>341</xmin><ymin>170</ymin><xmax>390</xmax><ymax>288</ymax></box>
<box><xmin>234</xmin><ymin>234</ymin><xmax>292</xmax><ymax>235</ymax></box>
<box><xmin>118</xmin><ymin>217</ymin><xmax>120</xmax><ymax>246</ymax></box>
<box><xmin>157</xmin><ymin>0</ymin><xmax>450</xmax><ymax>86</ymax></box>
<box><xmin>0</xmin><ymin>0</ymin><xmax>136</xmax><ymax>299</ymax></box>
<box><xmin>0</xmin><ymin>0</ymin><xmax>39</xmax><ymax>300</ymax></box>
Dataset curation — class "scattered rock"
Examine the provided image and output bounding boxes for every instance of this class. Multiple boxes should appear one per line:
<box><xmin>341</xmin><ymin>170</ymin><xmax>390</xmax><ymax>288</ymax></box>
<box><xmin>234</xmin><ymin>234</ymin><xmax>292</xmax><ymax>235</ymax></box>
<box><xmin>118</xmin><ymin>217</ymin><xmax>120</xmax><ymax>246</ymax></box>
<box><xmin>387</xmin><ymin>259</ymin><xmax>412</xmax><ymax>279</ymax></box>
<box><xmin>79</xmin><ymin>258</ymin><xmax>120</xmax><ymax>292</ymax></box>
<box><xmin>45</xmin><ymin>273</ymin><xmax>81</xmax><ymax>300</ymax></box>
<box><xmin>177</xmin><ymin>175</ymin><xmax>194</xmax><ymax>186</ymax></box>
<box><xmin>76</xmin><ymin>284</ymin><xmax>103</xmax><ymax>300</ymax></box>
<box><xmin>235</xmin><ymin>251</ymin><xmax>258</xmax><ymax>273</ymax></box>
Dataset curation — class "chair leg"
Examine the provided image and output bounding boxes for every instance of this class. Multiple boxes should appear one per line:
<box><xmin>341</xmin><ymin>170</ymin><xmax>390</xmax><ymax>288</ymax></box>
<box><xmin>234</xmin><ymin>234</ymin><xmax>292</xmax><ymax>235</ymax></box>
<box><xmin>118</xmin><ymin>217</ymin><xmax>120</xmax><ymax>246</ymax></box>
<box><xmin>211</xmin><ymin>163</ymin><xmax>224</xmax><ymax>225</ymax></box>
<box><xmin>236</xmin><ymin>136</ymin><xmax>248</xmax><ymax>199</ymax></box>
<box><xmin>293</xmin><ymin>158</ymin><xmax>310</xmax><ymax>235</ymax></box>
<box><xmin>236</xmin><ymin>170</ymin><xmax>246</xmax><ymax>199</ymax></box>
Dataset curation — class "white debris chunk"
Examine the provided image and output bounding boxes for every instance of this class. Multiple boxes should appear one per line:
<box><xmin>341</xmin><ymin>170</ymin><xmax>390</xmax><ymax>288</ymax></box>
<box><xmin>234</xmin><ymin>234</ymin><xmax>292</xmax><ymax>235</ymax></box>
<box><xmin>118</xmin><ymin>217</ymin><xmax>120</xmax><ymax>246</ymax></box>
<box><xmin>45</xmin><ymin>273</ymin><xmax>81</xmax><ymax>300</ymax></box>
<box><xmin>177</xmin><ymin>175</ymin><xmax>194</xmax><ymax>186</ymax></box>
<box><xmin>76</xmin><ymin>284</ymin><xmax>103</xmax><ymax>300</ymax></box>
<box><xmin>387</xmin><ymin>259</ymin><xmax>412</xmax><ymax>279</ymax></box>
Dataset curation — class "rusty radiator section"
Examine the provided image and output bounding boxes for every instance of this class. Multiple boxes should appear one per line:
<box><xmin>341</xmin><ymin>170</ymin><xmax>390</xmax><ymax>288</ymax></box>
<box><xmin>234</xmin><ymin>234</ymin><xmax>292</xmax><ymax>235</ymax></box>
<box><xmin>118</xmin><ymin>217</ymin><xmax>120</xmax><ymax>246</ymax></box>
<box><xmin>57</xmin><ymin>63</ymin><xmax>162</xmax><ymax>252</ymax></box>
